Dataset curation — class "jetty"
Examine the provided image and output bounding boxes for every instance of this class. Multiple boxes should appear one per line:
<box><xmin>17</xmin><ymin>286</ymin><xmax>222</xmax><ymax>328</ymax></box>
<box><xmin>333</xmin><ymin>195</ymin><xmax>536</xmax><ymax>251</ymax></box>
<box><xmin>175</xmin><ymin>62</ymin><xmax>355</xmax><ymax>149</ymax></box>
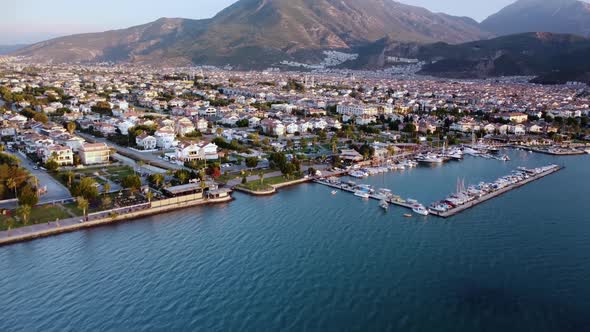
<box><xmin>430</xmin><ymin>165</ymin><xmax>563</xmax><ymax>218</ymax></box>
<box><xmin>314</xmin><ymin>164</ymin><xmax>563</xmax><ymax>218</ymax></box>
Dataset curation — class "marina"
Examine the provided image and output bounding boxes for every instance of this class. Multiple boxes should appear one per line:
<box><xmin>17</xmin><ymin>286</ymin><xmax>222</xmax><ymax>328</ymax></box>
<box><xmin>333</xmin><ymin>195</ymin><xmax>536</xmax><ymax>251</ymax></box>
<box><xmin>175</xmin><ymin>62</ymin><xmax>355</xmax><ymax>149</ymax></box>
<box><xmin>315</xmin><ymin>163</ymin><xmax>563</xmax><ymax>218</ymax></box>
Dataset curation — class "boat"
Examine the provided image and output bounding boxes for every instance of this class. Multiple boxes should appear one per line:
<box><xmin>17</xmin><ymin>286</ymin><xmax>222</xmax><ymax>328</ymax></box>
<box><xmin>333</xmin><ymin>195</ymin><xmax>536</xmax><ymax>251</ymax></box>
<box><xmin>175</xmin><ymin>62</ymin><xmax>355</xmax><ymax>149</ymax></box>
<box><xmin>403</xmin><ymin>214</ymin><xmax>413</xmax><ymax>218</ymax></box>
<box><xmin>412</xmin><ymin>204</ymin><xmax>429</xmax><ymax>216</ymax></box>
<box><xmin>380</xmin><ymin>200</ymin><xmax>389</xmax><ymax>210</ymax></box>
<box><xmin>354</xmin><ymin>191</ymin><xmax>370</xmax><ymax>199</ymax></box>
<box><xmin>331</xmin><ymin>190</ymin><xmax>338</xmax><ymax>195</ymax></box>
<box><xmin>585</xmin><ymin>149</ymin><xmax>590</xmax><ymax>154</ymax></box>
<box><xmin>349</xmin><ymin>170</ymin><xmax>368</xmax><ymax>178</ymax></box>
<box><xmin>416</xmin><ymin>153</ymin><xmax>444</xmax><ymax>164</ymax></box>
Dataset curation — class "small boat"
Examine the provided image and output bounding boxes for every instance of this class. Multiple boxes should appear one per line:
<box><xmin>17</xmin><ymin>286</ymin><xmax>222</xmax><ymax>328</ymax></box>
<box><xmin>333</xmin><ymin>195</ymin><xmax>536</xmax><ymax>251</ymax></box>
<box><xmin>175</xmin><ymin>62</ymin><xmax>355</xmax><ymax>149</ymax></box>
<box><xmin>380</xmin><ymin>200</ymin><xmax>389</xmax><ymax>210</ymax></box>
<box><xmin>331</xmin><ymin>190</ymin><xmax>338</xmax><ymax>195</ymax></box>
<box><xmin>403</xmin><ymin>214</ymin><xmax>413</xmax><ymax>218</ymax></box>
<box><xmin>354</xmin><ymin>191</ymin><xmax>370</xmax><ymax>199</ymax></box>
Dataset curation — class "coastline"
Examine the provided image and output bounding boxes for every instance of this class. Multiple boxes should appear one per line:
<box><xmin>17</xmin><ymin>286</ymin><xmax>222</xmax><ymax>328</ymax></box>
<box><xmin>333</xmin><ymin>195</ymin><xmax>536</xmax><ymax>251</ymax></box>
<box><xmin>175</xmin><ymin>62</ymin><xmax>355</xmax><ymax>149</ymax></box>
<box><xmin>0</xmin><ymin>196</ymin><xmax>233</xmax><ymax>247</ymax></box>
<box><xmin>234</xmin><ymin>177</ymin><xmax>312</xmax><ymax>196</ymax></box>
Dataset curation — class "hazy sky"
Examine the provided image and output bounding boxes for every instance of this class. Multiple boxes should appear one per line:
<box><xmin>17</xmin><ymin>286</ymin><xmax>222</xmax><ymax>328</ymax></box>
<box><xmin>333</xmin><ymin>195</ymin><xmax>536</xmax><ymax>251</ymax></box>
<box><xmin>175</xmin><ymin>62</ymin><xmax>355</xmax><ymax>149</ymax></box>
<box><xmin>0</xmin><ymin>0</ymin><xmax>549</xmax><ymax>44</ymax></box>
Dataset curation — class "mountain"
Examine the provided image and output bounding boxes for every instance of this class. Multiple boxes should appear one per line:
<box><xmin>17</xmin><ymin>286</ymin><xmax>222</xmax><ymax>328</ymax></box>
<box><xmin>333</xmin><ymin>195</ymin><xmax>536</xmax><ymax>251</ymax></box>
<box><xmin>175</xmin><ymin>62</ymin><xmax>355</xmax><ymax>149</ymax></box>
<box><xmin>0</xmin><ymin>44</ymin><xmax>27</xmax><ymax>55</ymax></box>
<box><xmin>481</xmin><ymin>0</ymin><xmax>590</xmax><ymax>37</ymax></box>
<box><xmin>13</xmin><ymin>0</ymin><xmax>491</xmax><ymax>67</ymax></box>
<box><xmin>363</xmin><ymin>32</ymin><xmax>590</xmax><ymax>84</ymax></box>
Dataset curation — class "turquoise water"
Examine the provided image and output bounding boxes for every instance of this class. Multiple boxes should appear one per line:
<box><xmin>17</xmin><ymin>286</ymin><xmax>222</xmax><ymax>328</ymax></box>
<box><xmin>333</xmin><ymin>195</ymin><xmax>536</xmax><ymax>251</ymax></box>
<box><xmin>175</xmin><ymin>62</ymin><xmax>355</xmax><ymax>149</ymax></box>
<box><xmin>1</xmin><ymin>150</ymin><xmax>589</xmax><ymax>331</ymax></box>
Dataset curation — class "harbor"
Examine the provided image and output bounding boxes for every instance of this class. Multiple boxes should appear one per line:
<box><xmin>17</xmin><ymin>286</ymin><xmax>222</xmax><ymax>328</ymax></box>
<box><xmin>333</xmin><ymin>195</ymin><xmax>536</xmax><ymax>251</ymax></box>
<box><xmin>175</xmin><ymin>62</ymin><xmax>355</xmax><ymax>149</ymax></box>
<box><xmin>315</xmin><ymin>163</ymin><xmax>563</xmax><ymax>218</ymax></box>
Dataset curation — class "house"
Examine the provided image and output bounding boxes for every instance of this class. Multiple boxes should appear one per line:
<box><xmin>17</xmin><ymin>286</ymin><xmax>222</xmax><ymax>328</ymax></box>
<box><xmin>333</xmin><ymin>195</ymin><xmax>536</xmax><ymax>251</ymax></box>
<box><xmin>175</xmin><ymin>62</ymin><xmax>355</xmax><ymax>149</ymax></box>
<box><xmin>135</xmin><ymin>134</ymin><xmax>157</xmax><ymax>150</ymax></box>
<box><xmin>285</xmin><ymin>123</ymin><xmax>299</xmax><ymax>135</ymax></box>
<box><xmin>248</xmin><ymin>117</ymin><xmax>261</xmax><ymax>128</ymax></box>
<box><xmin>260</xmin><ymin>119</ymin><xmax>285</xmax><ymax>136</ymax></box>
<box><xmin>79</xmin><ymin>143</ymin><xmax>110</xmax><ymax>165</ymax></box>
<box><xmin>154</xmin><ymin>126</ymin><xmax>178</xmax><ymax>149</ymax></box>
<box><xmin>196</xmin><ymin>118</ymin><xmax>208</xmax><ymax>132</ymax></box>
<box><xmin>175</xmin><ymin>118</ymin><xmax>196</xmax><ymax>137</ymax></box>
<box><xmin>41</xmin><ymin>145</ymin><xmax>73</xmax><ymax>166</ymax></box>
<box><xmin>175</xmin><ymin>142</ymin><xmax>218</xmax><ymax>162</ymax></box>
<box><xmin>355</xmin><ymin>115</ymin><xmax>376</xmax><ymax>126</ymax></box>
<box><xmin>340</xmin><ymin>149</ymin><xmax>364</xmax><ymax>162</ymax></box>
<box><xmin>501</xmin><ymin>112</ymin><xmax>528</xmax><ymax>124</ymax></box>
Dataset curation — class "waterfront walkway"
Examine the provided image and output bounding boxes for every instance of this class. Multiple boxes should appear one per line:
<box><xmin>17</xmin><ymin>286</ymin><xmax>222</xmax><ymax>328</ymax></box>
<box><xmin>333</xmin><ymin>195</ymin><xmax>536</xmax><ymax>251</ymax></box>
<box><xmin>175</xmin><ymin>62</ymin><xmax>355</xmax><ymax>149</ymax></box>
<box><xmin>0</xmin><ymin>196</ymin><xmax>232</xmax><ymax>246</ymax></box>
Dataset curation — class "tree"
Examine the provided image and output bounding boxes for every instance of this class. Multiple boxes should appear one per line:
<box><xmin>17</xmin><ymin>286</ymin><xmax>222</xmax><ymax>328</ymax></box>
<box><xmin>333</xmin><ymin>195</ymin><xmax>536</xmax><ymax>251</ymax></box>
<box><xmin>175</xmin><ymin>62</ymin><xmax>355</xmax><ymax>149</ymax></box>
<box><xmin>122</xmin><ymin>175</ymin><xmax>142</xmax><ymax>191</ymax></box>
<box><xmin>74</xmin><ymin>177</ymin><xmax>99</xmax><ymax>200</ymax></box>
<box><xmin>6</xmin><ymin>178</ymin><xmax>17</xmax><ymax>201</ymax></box>
<box><xmin>146</xmin><ymin>191</ymin><xmax>154</xmax><ymax>203</ymax></box>
<box><xmin>245</xmin><ymin>157</ymin><xmax>259</xmax><ymax>168</ymax></box>
<box><xmin>33</xmin><ymin>112</ymin><xmax>48</xmax><ymax>124</ymax></box>
<box><xmin>77</xmin><ymin>197</ymin><xmax>89</xmax><ymax>219</ymax></box>
<box><xmin>18</xmin><ymin>185</ymin><xmax>38</xmax><ymax>207</ymax></box>
<box><xmin>241</xmin><ymin>176</ymin><xmax>247</xmax><ymax>185</ymax></box>
<box><xmin>101</xmin><ymin>196</ymin><xmax>112</xmax><ymax>210</ymax></box>
<box><xmin>16</xmin><ymin>205</ymin><xmax>31</xmax><ymax>225</ymax></box>
<box><xmin>148</xmin><ymin>173</ymin><xmax>165</xmax><ymax>187</ymax></box>
<box><xmin>103</xmin><ymin>182</ymin><xmax>111</xmax><ymax>195</ymax></box>
<box><xmin>259</xmin><ymin>172</ymin><xmax>264</xmax><ymax>185</ymax></box>
<box><xmin>175</xmin><ymin>170</ymin><xmax>190</xmax><ymax>185</ymax></box>
<box><xmin>65</xmin><ymin>171</ymin><xmax>75</xmax><ymax>188</ymax></box>
<box><xmin>45</xmin><ymin>159</ymin><xmax>59</xmax><ymax>172</ymax></box>
<box><xmin>67</xmin><ymin>122</ymin><xmax>77</xmax><ymax>134</ymax></box>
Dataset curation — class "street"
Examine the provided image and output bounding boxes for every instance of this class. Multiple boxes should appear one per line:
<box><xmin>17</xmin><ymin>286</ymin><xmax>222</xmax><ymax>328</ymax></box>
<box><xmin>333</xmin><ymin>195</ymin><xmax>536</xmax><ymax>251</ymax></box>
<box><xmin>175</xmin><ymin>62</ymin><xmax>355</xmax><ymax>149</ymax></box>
<box><xmin>0</xmin><ymin>151</ymin><xmax>73</xmax><ymax>209</ymax></box>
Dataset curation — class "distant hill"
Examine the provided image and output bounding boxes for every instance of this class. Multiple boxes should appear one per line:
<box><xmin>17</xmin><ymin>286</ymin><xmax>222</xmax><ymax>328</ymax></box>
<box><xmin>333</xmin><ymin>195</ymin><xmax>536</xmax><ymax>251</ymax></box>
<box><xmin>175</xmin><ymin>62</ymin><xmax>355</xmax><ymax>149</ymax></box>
<box><xmin>0</xmin><ymin>44</ymin><xmax>27</xmax><ymax>55</ymax></box>
<box><xmin>363</xmin><ymin>32</ymin><xmax>590</xmax><ymax>84</ymax></box>
<box><xmin>12</xmin><ymin>0</ymin><xmax>491</xmax><ymax>67</ymax></box>
<box><xmin>481</xmin><ymin>0</ymin><xmax>590</xmax><ymax>37</ymax></box>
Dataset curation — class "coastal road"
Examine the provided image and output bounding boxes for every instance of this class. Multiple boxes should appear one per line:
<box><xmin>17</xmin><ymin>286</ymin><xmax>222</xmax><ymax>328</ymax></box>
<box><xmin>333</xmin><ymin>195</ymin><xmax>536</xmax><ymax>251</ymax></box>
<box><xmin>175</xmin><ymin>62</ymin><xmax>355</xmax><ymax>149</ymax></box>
<box><xmin>77</xmin><ymin>132</ymin><xmax>187</xmax><ymax>171</ymax></box>
<box><xmin>0</xmin><ymin>151</ymin><xmax>73</xmax><ymax>209</ymax></box>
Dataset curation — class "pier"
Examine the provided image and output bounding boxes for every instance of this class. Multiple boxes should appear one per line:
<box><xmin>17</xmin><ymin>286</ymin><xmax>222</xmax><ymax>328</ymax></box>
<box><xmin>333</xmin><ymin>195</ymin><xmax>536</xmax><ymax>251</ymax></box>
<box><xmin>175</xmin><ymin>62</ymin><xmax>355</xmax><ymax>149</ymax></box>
<box><xmin>314</xmin><ymin>164</ymin><xmax>563</xmax><ymax>218</ymax></box>
<box><xmin>430</xmin><ymin>165</ymin><xmax>563</xmax><ymax>218</ymax></box>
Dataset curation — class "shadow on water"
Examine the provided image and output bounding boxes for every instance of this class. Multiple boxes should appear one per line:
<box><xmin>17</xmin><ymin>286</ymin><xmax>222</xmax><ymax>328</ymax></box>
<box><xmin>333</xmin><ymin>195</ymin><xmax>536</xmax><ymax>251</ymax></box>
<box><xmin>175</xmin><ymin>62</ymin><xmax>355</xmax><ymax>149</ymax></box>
<box><xmin>447</xmin><ymin>280</ymin><xmax>590</xmax><ymax>332</ymax></box>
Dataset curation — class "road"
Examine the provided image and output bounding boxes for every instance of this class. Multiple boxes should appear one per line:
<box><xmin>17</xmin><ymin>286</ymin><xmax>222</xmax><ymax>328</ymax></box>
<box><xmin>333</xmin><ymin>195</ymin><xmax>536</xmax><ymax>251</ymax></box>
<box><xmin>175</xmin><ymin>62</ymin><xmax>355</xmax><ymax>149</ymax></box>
<box><xmin>0</xmin><ymin>151</ymin><xmax>73</xmax><ymax>209</ymax></box>
<box><xmin>77</xmin><ymin>132</ymin><xmax>187</xmax><ymax>171</ymax></box>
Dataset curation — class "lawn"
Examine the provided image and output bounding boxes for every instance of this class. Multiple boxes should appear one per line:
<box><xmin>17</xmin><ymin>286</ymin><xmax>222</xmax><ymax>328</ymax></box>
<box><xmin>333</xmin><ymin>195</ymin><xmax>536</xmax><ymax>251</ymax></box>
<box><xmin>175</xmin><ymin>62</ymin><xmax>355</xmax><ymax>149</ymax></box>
<box><xmin>238</xmin><ymin>175</ymin><xmax>294</xmax><ymax>191</ymax></box>
<box><xmin>0</xmin><ymin>205</ymin><xmax>72</xmax><ymax>231</ymax></box>
<box><xmin>103</xmin><ymin>166</ymin><xmax>136</xmax><ymax>183</ymax></box>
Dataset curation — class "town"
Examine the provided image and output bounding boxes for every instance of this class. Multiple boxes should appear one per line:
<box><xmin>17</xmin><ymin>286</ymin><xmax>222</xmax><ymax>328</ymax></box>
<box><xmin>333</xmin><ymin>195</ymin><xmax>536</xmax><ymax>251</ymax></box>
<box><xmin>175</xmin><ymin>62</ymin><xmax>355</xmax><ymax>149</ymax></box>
<box><xmin>0</xmin><ymin>59</ymin><xmax>589</xmax><ymax>242</ymax></box>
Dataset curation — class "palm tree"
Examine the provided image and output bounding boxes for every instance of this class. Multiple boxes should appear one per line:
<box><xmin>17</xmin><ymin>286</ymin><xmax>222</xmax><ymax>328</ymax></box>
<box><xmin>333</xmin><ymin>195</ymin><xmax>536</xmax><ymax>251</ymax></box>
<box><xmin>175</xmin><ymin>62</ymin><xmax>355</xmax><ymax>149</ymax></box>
<box><xmin>65</xmin><ymin>171</ymin><xmax>75</xmax><ymax>188</ymax></box>
<box><xmin>6</xmin><ymin>178</ymin><xmax>17</xmax><ymax>202</ymax></box>
<box><xmin>177</xmin><ymin>172</ymin><xmax>189</xmax><ymax>185</ymax></box>
<box><xmin>77</xmin><ymin>197</ymin><xmax>89</xmax><ymax>220</ymax></box>
<box><xmin>146</xmin><ymin>191</ymin><xmax>153</xmax><ymax>203</ymax></box>
<box><xmin>103</xmin><ymin>182</ymin><xmax>111</xmax><ymax>195</ymax></box>
<box><xmin>16</xmin><ymin>204</ymin><xmax>31</xmax><ymax>225</ymax></box>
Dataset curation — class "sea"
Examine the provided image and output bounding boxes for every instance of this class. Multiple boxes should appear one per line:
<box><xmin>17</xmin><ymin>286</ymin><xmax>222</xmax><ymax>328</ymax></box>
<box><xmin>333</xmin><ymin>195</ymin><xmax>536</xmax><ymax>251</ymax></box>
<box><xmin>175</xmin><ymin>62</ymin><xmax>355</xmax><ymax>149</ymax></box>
<box><xmin>1</xmin><ymin>149</ymin><xmax>589</xmax><ymax>331</ymax></box>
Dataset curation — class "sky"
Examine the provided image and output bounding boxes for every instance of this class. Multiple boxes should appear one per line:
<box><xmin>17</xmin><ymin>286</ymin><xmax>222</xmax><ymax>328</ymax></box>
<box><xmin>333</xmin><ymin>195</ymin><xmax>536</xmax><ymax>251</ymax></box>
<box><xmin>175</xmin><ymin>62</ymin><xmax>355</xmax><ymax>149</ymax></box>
<box><xmin>0</xmin><ymin>0</ymin><xmax>546</xmax><ymax>44</ymax></box>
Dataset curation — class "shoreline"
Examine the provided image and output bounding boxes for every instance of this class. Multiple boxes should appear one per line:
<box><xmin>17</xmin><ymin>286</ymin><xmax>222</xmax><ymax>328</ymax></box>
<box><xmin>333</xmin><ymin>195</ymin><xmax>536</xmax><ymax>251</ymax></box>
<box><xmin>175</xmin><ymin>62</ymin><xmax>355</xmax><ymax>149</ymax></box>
<box><xmin>0</xmin><ymin>196</ymin><xmax>233</xmax><ymax>247</ymax></box>
<box><xmin>234</xmin><ymin>177</ymin><xmax>312</xmax><ymax>196</ymax></box>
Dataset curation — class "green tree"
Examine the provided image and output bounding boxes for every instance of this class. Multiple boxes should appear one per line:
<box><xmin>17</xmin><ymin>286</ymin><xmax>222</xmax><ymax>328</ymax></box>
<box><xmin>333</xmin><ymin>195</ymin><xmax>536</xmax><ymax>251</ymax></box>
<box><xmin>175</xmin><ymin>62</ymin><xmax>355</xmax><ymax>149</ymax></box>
<box><xmin>103</xmin><ymin>182</ymin><xmax>111</xmax><ymax>195</ymax></box>
<box><xmin>148</xmin><ymin>173</ymin><xmax>165</xmax><ymax>187</ymax></box>
<box><xmin>146</xmin><ymin>191</ymin><xmax>154</xmax><ymax>203</ymax></box>
<box><xmin>122</xmin><ymin>175</ymin><xmax>142</xmax><ymax>191</ymax></box>
<box><xmin>18</xmin><ymin>185</ymin><xmax>38</xmax><ymax>207</ymax></box>
<box><xmin>33</xmin><ymin>112</ymin><xmax>48</xmax><ymax>124</ymax></box>
<box><xmin>77</xmin><ymin>197</ymin><xmax>89</xmax><ymax>219</ymax></box>
<box><xmin>74</xmin><ymin>177</ymin><xmax>99</xmax><ymax>200</ymax></box>
<box><xmin>65</xmin><ymin>171</ymin><xmax>75</xmax><ymax>188</ymax></box>
<box><xmin>45</xmin><ymin>159</ymin><xmax>59</xmax><ymax>172</ymax></box>
<box><xmin>16</xmin><ymin>205</ymin><xmax>31</xmax><ymax>225</ymax></box>
<box><xmin>101</xmin><ymin>196</ymin><xmax>112</xmax><ymax>210</ymax></box>
<box><xmin>66</xmin><ymin>122</ymin><xmax>77</xmax><ymax>134</ymax></box>
<box><xmin>245</xmin><ymin>157</ymin><xmax>259</xmax><ymax>168</ymax></box>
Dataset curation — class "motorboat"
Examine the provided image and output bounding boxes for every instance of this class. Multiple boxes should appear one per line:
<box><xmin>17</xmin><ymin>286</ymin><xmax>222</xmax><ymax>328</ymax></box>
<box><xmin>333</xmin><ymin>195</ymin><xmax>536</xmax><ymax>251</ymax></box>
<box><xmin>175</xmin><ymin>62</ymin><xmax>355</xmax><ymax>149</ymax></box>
<box><xmin>331</xmin><ymin>190</ymin><xmax>338</xmax><ymax>195</ymax></box>
<box><xmin>412</xmin><ymin>204</ymin><xmax>430</xmax><ymax>216</ymax></box>
<box><xmin>354</xmin><ymin>191</ymin><xmax>370</xmax><ymax>199</ymax></box>
<box><xmin>416</xmin><ymin>153</ymin><xmax>444</xmax><ymax>164</ymax></box>
<box><xmin>380</xmin><ymin>200</ymin><xmax>389</xmax><ymax>210</ymax></box>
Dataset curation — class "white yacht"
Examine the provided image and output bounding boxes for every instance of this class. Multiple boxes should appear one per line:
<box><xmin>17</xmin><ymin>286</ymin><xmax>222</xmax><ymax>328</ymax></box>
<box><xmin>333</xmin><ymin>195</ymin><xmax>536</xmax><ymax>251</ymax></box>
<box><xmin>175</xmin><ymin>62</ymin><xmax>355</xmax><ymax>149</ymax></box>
<box><xmin>354</xmin><ymin>191</ymin><xmax>370</xmax><ymax>199</ymax></box>
<box><xmin>412</xmin><ymin>204</ymin><xmax>429</xmax><ymax>216</ymax></box>
<box><xmin>585</xmin><ymin>149</ymin><xmax>590</xmax><ymax>154</ymax></box>
<box><xmin>416</xmin><ymin>154</ymin><xmax>444</xmax><ymax>164</ymax></box>
<box><xmin>380</xmin><ymin>200</ymin><xmax>389</xmax><ymax>210</ymax></box>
